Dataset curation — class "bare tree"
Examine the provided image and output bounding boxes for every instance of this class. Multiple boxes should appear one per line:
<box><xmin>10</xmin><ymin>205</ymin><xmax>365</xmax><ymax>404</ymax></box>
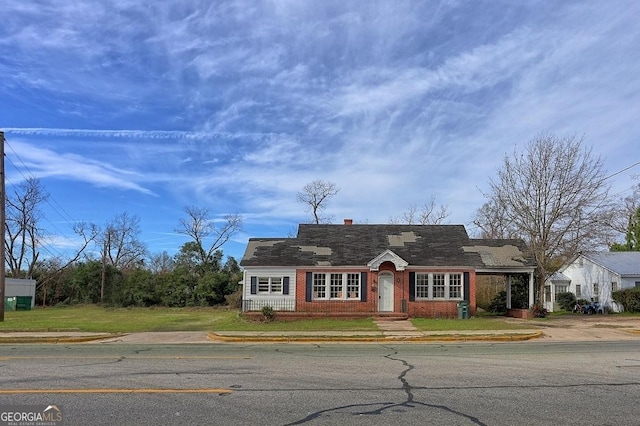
<box><xmin>609</xmin><ymin>184</ymin><xmax>640</xmax><ymax>251</ymax></box>
<box><xmin>99</xmin><ymin>212</ymin><xmax>147</xmax><ymax>302</ymax></box>
<box><xmin>389</xmin><ymin>196</ymin><xmax>450</xmax><ymax>225</ymax></box>
<box><xmin>481</xmin><ymin>134</ymin><xmax>612</xmax><ymax>303</ymax></box>
<box><xmin>297</xmin><ymin>180</ymin><xmax>340</xmax><ymax>224</ymax></box>
<box><xmin>176</xmin><ymin>206</ymin><xmax>242</xmax><ymax>266</ymax></box>
<box><xmin>5</xmin><ymin>177</ymin><xmax>48</xmax><ymax>278</ymax></box>
<box><xmin>472</xmin><ymin>199</ymin><xmax>520</xmax><ymax>239</ymax></box>
<box><xmin>147</xmin><ymin>251</ymin><xmax>175</xmax><ymax>274</ymax></box>
<box><xmin>610</xmin><ymin>183</ymin><xmax>640</xmax><ymax>234</ymax></box>
<box><xmin>39</xmin><ymin>221</ymin><xmax>99</xmax><ymax>306</ymax></box>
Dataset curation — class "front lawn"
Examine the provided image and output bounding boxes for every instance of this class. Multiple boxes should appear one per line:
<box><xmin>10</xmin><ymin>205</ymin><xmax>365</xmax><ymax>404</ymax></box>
<box><xmin>0</xmin><ymin>305</ymin><xmax>378</xmax><ymax>333</ymax></box>
<box><xmin>0</xmin><ymin>305</ymin><xmax>540</xmax><ymax>333</ymax></box>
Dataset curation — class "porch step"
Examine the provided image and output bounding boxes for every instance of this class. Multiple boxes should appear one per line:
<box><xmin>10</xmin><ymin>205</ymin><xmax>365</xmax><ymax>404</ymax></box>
<box><xmin>374</xmin><ymin>313</ymin><xmax>409</xmax><ymax>320</ymax></box>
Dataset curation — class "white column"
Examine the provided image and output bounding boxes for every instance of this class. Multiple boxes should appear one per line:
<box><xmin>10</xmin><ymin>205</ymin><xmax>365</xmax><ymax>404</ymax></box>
<box><xmin>529</xmin><ymin>272</ymin><xmax>535</xmax><ymax>308</ymax></box>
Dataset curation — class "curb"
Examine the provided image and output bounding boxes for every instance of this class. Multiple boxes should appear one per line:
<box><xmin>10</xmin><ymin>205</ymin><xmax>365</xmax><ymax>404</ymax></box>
<box><xmin>0</xmin><ymin>331</ymin><xmax>545</xmax><ymax>344</ymax></box>
<box><xmin>207</xmin><ymin>331</ymin><xmax>543</xmax><ymax>343</ymax></box>
<box><xmin>0</xmin><ymin>334</ymin><xmax>122</xmax><ymax>344</ymax></box>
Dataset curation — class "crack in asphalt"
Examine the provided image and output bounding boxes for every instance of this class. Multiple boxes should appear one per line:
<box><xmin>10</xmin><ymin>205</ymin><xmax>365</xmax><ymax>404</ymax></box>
<box><xmin>61</xmin><ymin>356</ymin><xmax>125</xmax><ymax>367</ymax></box>
<box><xmin>284</xmin><ymin>344</ymin><xmax>487</xmax><ymax>425</ymax></box>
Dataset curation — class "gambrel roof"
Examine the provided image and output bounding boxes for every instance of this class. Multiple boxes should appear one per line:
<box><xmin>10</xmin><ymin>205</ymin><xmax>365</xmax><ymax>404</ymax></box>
<box><xmin>240</xmin><ymin>224</ymin><xmax>534</xmax><ymax>270</ymax></box>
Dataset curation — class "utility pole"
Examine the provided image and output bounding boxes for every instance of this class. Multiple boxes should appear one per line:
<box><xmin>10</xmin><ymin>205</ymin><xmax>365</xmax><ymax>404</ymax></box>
<box><xmin>0</xmin><ymin>132</ymin><xmax>5</xmax><ymax>321</ymax></box>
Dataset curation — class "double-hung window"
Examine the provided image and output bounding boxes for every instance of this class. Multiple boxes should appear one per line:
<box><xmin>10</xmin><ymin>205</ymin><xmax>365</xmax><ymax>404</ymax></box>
<box><xmin>449</xmin><ymin>273</ymin><xmax>462</xmax><ymax>298</ymax></box>
<box><xmin>330</xmin><ymin>274</ymin><xmax>343</xmax><ymax>298</ymax></box>
<box><xmin>433</xmin><ymin>274</ymin><xmax>446</xmax><ymax>298</ymax></box>
<box><xmin>346</xmin><ymin>274</ymin><xmax>360</xmax><ymax>299</ymax></box>
<box><xmin>313</xmin><ymin>272</ymin><xmax>360</xmax><ymax>300</ymax></box>
<box><xmin>313</xmin><ymin>274</ymin><xmax>327</xmax><ymax>299</ymax></box>
<box><xmin>415</xmin><ymin>274</ymin><xmax>429</xmax><ymax>298</ymax></box>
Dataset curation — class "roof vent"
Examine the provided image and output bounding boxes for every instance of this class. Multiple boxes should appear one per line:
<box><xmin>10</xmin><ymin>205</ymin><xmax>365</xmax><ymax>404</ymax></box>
<box><xmin>344</xmin><ymin>219</ymin><xmax>353</xmax><ymax>225</ymax></box>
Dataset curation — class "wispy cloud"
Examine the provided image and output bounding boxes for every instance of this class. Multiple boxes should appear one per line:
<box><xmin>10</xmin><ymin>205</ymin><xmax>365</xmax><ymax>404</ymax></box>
<box><xmin>2</xmin><ymin>127</ymin><xmax>273</xmax><ymax>140</ymax></box>
<box><xmin>2</xmin><ymin>0</ymin><xmax>640</xmax><ymax>257</ymax></box>
<box><xmin>6</xmin><ymin>140</ymin><xmax>155</xmax><ymax>195</ymax></box>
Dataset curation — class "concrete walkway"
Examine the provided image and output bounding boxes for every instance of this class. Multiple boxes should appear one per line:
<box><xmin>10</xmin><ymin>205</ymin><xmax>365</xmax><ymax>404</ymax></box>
<box><xmin>374</xmin><ymin>318</ymin><xmax>424</xmax><ymax>338</ymax></box>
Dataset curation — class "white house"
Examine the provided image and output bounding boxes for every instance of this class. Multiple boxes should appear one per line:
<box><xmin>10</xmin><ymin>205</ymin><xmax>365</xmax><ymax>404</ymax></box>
<box><xmin>544</xmin><ymin>252</ymin><xmax>640</xmax><ymax>312</ymax></box>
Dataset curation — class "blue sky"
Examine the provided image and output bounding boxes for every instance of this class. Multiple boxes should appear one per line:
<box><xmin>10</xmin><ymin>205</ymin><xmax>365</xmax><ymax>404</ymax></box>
<box><xmin>1</xmin><ymin>0</ymin><xmax>640</xmax><ymax>262</ymax></box>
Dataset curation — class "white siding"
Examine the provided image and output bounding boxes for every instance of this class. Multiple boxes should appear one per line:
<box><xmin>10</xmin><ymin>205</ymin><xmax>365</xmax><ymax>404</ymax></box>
<box><xmin>621</xmin><ymin>277</ymin><xmax>640</xmax><ymax>289</ymax></box>
<box><xmin>242</xmin><ymin>268</ymin><xmax>296</xmax><ymax>311</ymax></box>
<box><xmin>563</xmin><ymin>256</ymin><xmax>622</xmax><ymax>312</ymax></box>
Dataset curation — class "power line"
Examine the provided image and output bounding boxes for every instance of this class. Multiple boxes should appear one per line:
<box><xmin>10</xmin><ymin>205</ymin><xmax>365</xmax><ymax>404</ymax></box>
<box><xmin>4</xmin><ymin>140</ymin><xmax>79</xmax><ymax>224</ymax></box>
<box><xmin>603</xmin><ymin>160</ymin><xmax>640</xmax><ymax>181</ymax></box>
<box><xmin>2</xmin><ymin>138</ymin><xmax>90</xmax><ymax>263</ymax></box>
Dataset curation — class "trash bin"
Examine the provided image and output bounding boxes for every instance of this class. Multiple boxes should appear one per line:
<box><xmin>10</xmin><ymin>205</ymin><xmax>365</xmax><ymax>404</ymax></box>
<box><xmin>16</xmin><ymin>296</ymin><xmax>32</xmax><ymax>311</ymax></box>
<box><xmin>457</xmin><ymin>301</ymin><xmax>469</xmax><ymax>319</ymax></box>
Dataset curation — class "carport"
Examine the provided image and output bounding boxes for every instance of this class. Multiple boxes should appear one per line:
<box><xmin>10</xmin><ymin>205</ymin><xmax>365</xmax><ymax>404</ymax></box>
<box><xmin>464</xmin><ymin>240</ymin><xmax>536</xmax><ymax>318</ymax></box>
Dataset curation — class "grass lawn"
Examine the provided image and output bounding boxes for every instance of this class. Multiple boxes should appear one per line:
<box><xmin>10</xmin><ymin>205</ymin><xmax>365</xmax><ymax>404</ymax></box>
<box><xmin>0</xmin><ymin>305</ymin><xmax>378</xmax><ymax>333</ymax></box>
<box><xmin>0</xmin><ymin>305</ymin><xmax>541</xmax><ymax>333</ymax></box>
<box><xmin>412</xmin><ymin>316</ymin><xmax>533</xmax><ymax>331</ymax></box>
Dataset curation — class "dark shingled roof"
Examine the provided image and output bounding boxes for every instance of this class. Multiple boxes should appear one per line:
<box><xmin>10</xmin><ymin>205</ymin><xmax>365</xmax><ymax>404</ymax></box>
<box><xmin>240</xmin><ymin>224</ymin><xmax>534</xmax><ymax>269</ymax></box>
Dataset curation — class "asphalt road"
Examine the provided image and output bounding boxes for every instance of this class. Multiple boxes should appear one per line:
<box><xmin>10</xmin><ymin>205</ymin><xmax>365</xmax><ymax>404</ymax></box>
<box><xmin>1</xmin><ymin>341</ymin><xmax>639</xmax><ymax>425</ymax></box>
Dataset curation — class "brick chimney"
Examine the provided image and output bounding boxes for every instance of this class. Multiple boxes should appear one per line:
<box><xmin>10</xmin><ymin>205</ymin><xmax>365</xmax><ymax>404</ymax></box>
<box><xmin>344</xmin><ymin>219</ymin><xmax>353</xmax><ymax>225</ymax></box>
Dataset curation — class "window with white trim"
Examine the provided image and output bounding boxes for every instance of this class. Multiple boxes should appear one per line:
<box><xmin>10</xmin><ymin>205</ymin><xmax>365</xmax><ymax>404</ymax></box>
<box><xmin>611</xmin><ymin>282</ymin><xmax>618</xmax><ymax>292</ymax></box>
<box><xmin>313</xmin><ymin>272</ymin><xmax>360</xmax><ymax>300</ymax></box>
<box><xmin>593</xmin><ymin>283</ymin><xmax>599</xmax><ymax>301</ymax></box>
<box><xmin>449</xmin><ymin>273</ymin><xmax>462</xmax><ymax>298</ymax></box>
<box><xmin>330</xmin><ymin>274</ymin><xmax>343</xmax><ymax>298</ymax></box>
<box><xmin>415</xmin><ymin>273</ymin><xmax>464</xmax><ymax>300</ymax></box>
<box><xmin>433</xmin><ymin>274</ymin><xmax>446</xmax><ymax>298</ymax></box>
<box><xmin>576</xmin><ymin>285</ymin><xmax>582</xmax><ymax>298</ymax></box>
<box><xmin>257</xmin><ymin>277</ymin><xmax>283</xmax><ymax>294</ymax></box>
<box><xmin>346</xmin><ymin>273</ymin><xmax>360</xmax><ymax>299</ymax></box>
<box><xmin>415</xmin><ymin>274</ymin><xmax>429</xmax><ymax>298</ymax></box>
<box><xmin>313</xmin><ymin>274</ymin><xmax>326</xmax><ymax>299</ymax></box>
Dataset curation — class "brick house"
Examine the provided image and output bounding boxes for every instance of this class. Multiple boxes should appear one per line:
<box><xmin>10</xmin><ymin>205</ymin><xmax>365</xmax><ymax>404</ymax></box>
<box><xmin>240</xmin><ymin>221</ymin><xmax>535</xmax><ymax>318</ymax></box>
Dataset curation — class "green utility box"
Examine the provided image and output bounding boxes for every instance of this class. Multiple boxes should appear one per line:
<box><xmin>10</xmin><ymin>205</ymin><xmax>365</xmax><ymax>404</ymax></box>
<box><xmin>4</xmin><ymin>297</ymin><xmax>17</xmax><ymax>311</ymax></box>
<box><xmin>15</xmin><ymin>296</ymin><xmax>32</xmax><ymax>311</ymax></box>
<box><xmin>457</xmin><ymin>300</ymin><xmax>470</xmax><ymax>319</ymax></box>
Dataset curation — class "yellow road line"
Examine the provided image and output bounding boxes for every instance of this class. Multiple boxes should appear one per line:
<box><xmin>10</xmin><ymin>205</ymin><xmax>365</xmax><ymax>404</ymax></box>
<box><xmin>0</xmin><ymin>356</ymin><xmax>252</xmax><ymax>360</ymax></box>
<box><xmin>0</xmin><ymin>389</ymin><xmax>233</xmax><ymax>394</ymax></box>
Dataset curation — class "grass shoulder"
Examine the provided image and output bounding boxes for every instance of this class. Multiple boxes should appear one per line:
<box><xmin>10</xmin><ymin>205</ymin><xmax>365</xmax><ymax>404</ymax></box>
<box><xmin>411</xmin><ymin>316</ymin><xmax>534</xmax><ymax>331</ymax></box>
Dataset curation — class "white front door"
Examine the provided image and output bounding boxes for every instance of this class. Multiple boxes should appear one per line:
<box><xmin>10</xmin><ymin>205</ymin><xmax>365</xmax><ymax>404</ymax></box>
<box><xmin>378</xmin><ymin>273</ymin><xmax>394</xmax><ymax>312</ymax></box>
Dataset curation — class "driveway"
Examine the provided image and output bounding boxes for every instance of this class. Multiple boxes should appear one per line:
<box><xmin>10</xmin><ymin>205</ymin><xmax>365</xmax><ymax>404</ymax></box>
<box><xmin>508</xmin><ymin>314</ymin><xmax>640</xmax><ymax>341</ymax></box>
